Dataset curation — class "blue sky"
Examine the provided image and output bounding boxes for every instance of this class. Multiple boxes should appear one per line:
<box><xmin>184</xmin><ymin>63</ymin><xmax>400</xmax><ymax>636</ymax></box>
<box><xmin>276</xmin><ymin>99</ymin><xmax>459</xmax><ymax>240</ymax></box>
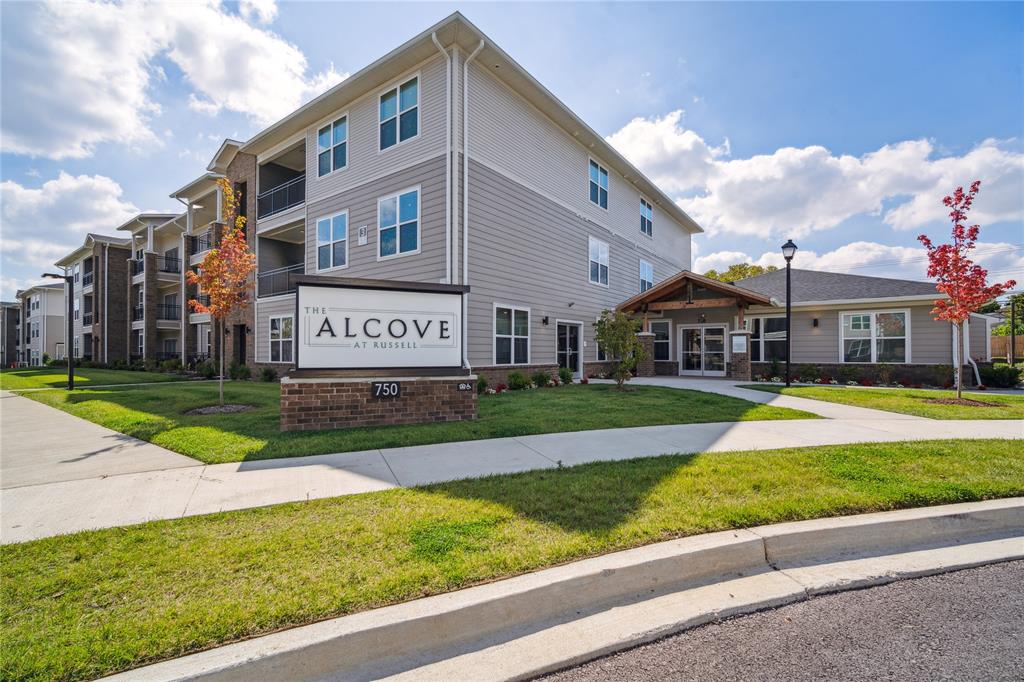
<box><xmin>2</xmin><ymin>1</ymin><xmax>1022</xmax><ymax>299</ymax></box>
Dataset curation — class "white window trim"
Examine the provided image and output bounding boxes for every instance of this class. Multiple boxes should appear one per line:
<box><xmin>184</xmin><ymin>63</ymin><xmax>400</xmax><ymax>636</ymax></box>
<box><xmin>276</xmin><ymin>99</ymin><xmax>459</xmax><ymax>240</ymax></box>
<box><xmin>492</xmin><ymin>302</ymin><xmax>531</xmax><ymax>366</ymax></box>
<box><xmin>315</xmin><ymin>209</ymin><xmax>351</xmax><ymax>273</ymax></box>
<box><xmin>588</xmin><ymin>236</ymin><xmax>610</xmax><ymax>288</ymax></box>
<box><xmin>649</xmin><ymin>319</ymin><xmax>672</xmax><ymax>362</ymax></box>
<box><xmin>639</xmin><ymin>259</ymin><xmax>654</xmax><ymax>293</ymax></box>
<box><xmin>268</xmin><ymin>314</ymin><xmax>294</xmax><ymax>364</ymax></box>
<box><xmin>838</xmin><ymin>308</ymin><xmax>912</xmax><ymax>364</ymax></box>
<box><xmin>316</xmin><ymin>111</ymin><xmax>350</xmax><ymax>178</ymax></box>
<box><xmin>377</xmin><ymin>185</ymin><xmax>422</xmax><ymax>261</ymax></box>
<box><xmin>377</xmin><ymin>72</ymin><xmax>421</xmax><ymax>154</ymax></box>
<box><xmin>587</xmin><ymin>157</ymin><xmax>610</xmax><ymax>211</ymax></box>
<box><xmin>744</xmin><ymin>314</ymin><xmax>786</xmax><ymax>363</ymax></box>
<box><xmin>640</xmin><ymin>196</ymin><xmax>654</xmax><ymax>238</ymax></box>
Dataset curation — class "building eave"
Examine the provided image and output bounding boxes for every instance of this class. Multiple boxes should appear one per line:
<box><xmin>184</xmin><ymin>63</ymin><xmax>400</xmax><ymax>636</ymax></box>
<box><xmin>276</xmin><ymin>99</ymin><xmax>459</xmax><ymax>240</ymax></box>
<box><xmin>206</xmin><ymin>139</ymin><xmax>244</xmax><ymax>173</ymax></box>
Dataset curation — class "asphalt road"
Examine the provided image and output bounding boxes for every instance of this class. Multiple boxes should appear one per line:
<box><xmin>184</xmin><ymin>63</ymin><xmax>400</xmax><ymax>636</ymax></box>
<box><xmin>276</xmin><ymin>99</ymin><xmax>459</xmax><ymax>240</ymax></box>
<box><xmin>540</xmin><ymin>561</ymin><xmax>1024</xmax><ymax>682</ymax></box>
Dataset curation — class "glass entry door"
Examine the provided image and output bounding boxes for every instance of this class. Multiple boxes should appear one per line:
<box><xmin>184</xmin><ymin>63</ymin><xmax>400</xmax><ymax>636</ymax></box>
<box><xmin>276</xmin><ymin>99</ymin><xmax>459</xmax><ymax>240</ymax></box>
<box><xmin>556</xmin><ymin>322</ymin><xmax>582</xmax><ymax>377</ymax></box>
<box><xmin>678</xmin><ymin>325</ymin><xmax>728</xmax><ymax>377</ymax></box>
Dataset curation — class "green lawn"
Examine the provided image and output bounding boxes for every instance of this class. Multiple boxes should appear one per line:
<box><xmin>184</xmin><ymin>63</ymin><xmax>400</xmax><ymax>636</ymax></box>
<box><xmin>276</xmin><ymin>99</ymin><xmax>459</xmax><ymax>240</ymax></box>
<box><xmin>3</xmin><ymin>439</ymin><xmax>1022</xmax><ymax>681</ymax></box>
<box><xmin>742</xmin><ymin>384</ymin><xmax>1024</xmax><ymax>420</ymax></box>
<box><xmin>20</xmin><ymin>383</ymin><xmax>815</xmax><ymax>464</ymax></box>
<box><xmin>0</xmin><ymin>367</ymin><xmax>184</xmax><ymax>391</ymax></box>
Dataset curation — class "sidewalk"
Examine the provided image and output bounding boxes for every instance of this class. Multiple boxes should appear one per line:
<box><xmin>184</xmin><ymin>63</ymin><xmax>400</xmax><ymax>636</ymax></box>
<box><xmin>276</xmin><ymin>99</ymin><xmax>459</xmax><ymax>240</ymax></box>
<box><xmin>3</xmin><ymin>382</ymin><xmax>1021</xmax><ymax>542</ymax></box>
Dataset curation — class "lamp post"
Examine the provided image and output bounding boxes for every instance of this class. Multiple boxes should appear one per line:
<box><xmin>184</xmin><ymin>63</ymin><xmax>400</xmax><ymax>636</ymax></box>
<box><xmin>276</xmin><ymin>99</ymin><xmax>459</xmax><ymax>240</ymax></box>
<box><xmin>42</xmin><ymin>272</ymin><xmax>74</xmax><ymax>391</ymax></box>
<box><xmin>781</xmin><ymin>240</ymin><xmax>798</xmax><ymax>387</ymax></box>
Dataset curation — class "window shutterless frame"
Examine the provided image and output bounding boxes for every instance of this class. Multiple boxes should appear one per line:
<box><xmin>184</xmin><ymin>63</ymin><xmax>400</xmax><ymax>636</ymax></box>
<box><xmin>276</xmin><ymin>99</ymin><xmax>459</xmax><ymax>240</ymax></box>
<box><xmin>640</xmin><ymin>197</ymin><xmax>654</xmax><ymax>237</ymax></box>
<box><xmin>639</xmin><ymin>259</ymin><xmax>654</xmax><ymax>293</ymax></box>
<box><xmin>378</xmin><ymin>73</ymin><xmax>420</xmax><ymax>153</ymax></box>
<box><xmin>268</xmin><ymin>314</ymin><xmax>294</xmax><ymax>364</ymax></box>
<box><xmin>316</xmin><ymin>112</ymin><xmax>349</xmax><ymax>178</ymax></box>
<box><xmin>493</xmin><ymin>302</ymin><xmax>530</xmax><ymax>366</ymax></box>
<box><xmin>588</xmin><ymin>236</ymin><xmax>609</xmax><ymax>287</ymax></box>
<box><xmin>315</xmin><ymin>209</ymin><xmax>350</xmax><ymax>273</ymax></box>
<box><xmin>838</xmin><ymin>309</ymin><xmax>912</xmax><ymax>364</ymax></box>
<box><xmin>377</xmin><ymin>185</ymin><xmax>421</xmax><ymax>261</ymax></box>
<box><xmin>588</xmin><ymin>158</ymin><xmax>609</xmax><ymax>210</ymax></box>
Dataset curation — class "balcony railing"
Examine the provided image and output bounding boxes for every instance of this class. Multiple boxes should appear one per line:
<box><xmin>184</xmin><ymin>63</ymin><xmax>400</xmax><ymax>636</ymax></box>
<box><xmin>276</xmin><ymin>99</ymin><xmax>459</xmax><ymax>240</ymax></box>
<box><xmin>83</xmin><ymin>312</ymin><xmax>94</xmax><ymax>326</ymax></box>
<box><xmin>82</xmin><ymin>271</ymin><xmax>94</xmax><ymax>287</ymax></box>
<box><xmin>257</xmin><ymin>174</ymin><xmax>305</xmax><ymax>219</ymax></box>
<box><xmin>257</xmin><ymin>263</ymin><xmax>304</xmax><ymax>298</ymax></box>
<box><xmin>193</xmin><ymin>232</ymin><xmax>213</xmax><ymax>254</ymax></box>
<box><xmin>157</xmin><ymin>256</ymin><xmax>181</xmax><ymax>274</ymax></box>
<box><xmin>193</xmin><ymin>294</ymin><xmax>211</xmax><ymax>308</ymax></box>
<box><xmin>131</xmin><ymin>259</ymin><xmax>145</xmax><ymax>276</ymax></box>
<box><xmin>132</xmin><ymin>305</ymin><xmax>144</xmax><ymax>322</ymax></box>
<box><xmin>156</xmin><ymin>304</ymin><xmax>180</xmax><ymax>321</ymax></box>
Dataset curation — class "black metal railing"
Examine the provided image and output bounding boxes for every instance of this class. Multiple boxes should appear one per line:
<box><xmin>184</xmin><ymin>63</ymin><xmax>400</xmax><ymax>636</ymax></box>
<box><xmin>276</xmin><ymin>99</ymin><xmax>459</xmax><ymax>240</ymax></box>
<box><xmin>131</xmin><ymin>259</ymin><xmax>145</xmax><ymax>276</ymax></box>
<box><xmin>156</xmin><ymin>304</ymin><xmax>180</xmax><ymax>321</ymax></box>
<box><xmin>155</xmin><ymin>351</ymin><xmax>181</xmax><ymax>362</ymax></box>
<box><xmin>132</xmin><ymin>305</ymin><xmax>144</xmax><ymax>321</ymax></box>
<box><xmin>257</xmin><ymin>174</ymin><xmax>305</xmax><ymax>219</ymax></box>
<box><xmin>129</xmin><ymin>354</ymin><xmax>143</xmax><ymax>364</ymax></box>
<box><xmin>193</xmin><ymin>294</ymin><xmax>211</xmax><ymax>308</ymax></box>
<box><xmin>83</xmin><ymin>312</ymin><xmax>94</xmax><ymax>326</ymax></box>
<box><xmin>157</xmin><ymin>256</ymin><xmax>181</xmax><ymax>274</ymax></box>
<box><xmin>187</xmin><ymin>353</ymin><xmax>211</xmax><ymax>368</ymax></box>
<box><xmin>81</xmin><ymin>353</ymin><xmax>93</xmax><ymax>362</ymax></box>
<box><xmin>193</xmin><ymin>232</ymin><xmax>213</xmax><ymax>253</ymax></box>
<box><xmin>82</xmin><ymin>271</ymin><xmax>94</xmax><ymax>287</ymax></box>
<box><xmin>257</xmin><ymin>263</ymin><xmax>304</xmax><ymax>298</ymax></box>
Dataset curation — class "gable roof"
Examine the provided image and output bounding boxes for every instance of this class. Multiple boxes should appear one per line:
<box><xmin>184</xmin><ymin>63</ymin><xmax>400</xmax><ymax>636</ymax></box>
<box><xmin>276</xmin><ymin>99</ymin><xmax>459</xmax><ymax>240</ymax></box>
<box><xmin>618</xmin><ymin>270</ymin><xmax>772</xmax><ymax>313</ymax></box>
<box><xmin>240</xmin><ymin>12</ymin><xmax>702</xmax><ymax>235</ymax></box>
<box><xmin>55</xmin><ymin>233</ymin><xmax>132</xmax><ymax>267</ymax></box>
<box><xmin>736</xmin><ymin>268</ymin><xmax>943</xmax><ymax>304</ymax></box>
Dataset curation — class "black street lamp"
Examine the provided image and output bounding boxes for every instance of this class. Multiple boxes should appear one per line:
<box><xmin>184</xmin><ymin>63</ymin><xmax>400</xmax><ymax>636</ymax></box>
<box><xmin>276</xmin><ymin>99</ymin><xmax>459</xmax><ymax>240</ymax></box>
<box><xmin>781</xmin><ymin>239</ymin><xmax>798</xmax><ymax>387</ymax></box>
<box><xmin>42</xmin><ymin>272</ymin><xmax>74</xmax><ymax>391</ymax></box>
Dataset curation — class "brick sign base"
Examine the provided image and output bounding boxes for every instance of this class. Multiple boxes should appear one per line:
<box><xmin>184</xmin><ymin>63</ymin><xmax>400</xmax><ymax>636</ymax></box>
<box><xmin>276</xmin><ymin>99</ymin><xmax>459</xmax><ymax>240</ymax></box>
<box><xmin>280</xmin><ymin>375</ymin><xmax>477</xmax><ymax>432</ymax></box>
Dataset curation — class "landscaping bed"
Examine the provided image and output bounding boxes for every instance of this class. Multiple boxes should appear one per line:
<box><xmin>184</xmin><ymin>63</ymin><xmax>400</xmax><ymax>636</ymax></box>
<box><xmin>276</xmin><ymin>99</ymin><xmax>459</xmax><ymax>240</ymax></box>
<box><xmin>2</xmin><ymin>439</ymin><xmax>1021</xmax><ymax>681</ymax></box>
<box><xmin>743</xmin><ymin>384</ymin><xmax>1024</xmax><ymax>419</ymax></box>
<box><xmin>18</xmin><ymin>382</ymin><xmax>816</xmax><ymax>464</ymax></box>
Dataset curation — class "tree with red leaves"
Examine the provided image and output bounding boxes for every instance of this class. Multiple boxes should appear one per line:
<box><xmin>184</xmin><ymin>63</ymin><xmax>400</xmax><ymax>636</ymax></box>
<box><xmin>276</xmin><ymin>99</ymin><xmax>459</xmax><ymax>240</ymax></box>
<box><xmin>918</xmin><ymin>181</ymin><xmax>1016</xmax><ymax>399</ymax></box>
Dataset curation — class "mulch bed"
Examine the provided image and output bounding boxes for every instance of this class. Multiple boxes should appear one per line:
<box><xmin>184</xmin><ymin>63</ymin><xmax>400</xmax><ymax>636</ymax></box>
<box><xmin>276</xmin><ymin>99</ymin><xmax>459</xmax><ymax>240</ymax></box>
<box><xmin>185</xmin><ymin>404</ymin><xmax>255</xmax><ymax>416</ymax></box>
<box><xmin>922</xmin><ymin>398</ymin><xmax>1000</xmax><ymax>407</ymax></box>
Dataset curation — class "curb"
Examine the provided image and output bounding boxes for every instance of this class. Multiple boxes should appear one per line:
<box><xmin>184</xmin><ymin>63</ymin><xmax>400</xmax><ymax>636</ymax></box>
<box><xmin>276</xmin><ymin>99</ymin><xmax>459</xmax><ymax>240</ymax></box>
<box><xmin>107</xmin><ymin>498</ymin><xmax>1024</xmax><ymax>681</ymax></box>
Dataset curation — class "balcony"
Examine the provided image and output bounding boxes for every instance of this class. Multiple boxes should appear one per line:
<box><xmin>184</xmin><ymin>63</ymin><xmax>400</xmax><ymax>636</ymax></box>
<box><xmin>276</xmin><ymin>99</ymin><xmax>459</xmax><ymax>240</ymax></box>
<box><xmin>156</xmin><ymin>304</ymin><xmax>180</xmax><ymax>321</ymax></box>
<box><xmin>157</xmin><ymin>256</ymin><xmax>181</xmax><ymax>274</ymax></box>
<box><xmin>257</xmin><ymin>263</ymin><xmax>304</xmax><ymax>298</ymax></box>
<box><xmin>131</xmin><ymin>259</ymin><xmax>145</xmax><ymax>276</ymax></box>
<box><xmin>193</xmin><ymin>231</ymin><xmax>213</xmax><ymax>254</ymax></box>
<box><xmin>194</xmin><ymin>294</ymin><xmax>211</xmax><ymax>308</ymax></box>
<box><xmin>132</xmin><ymin>305</ymin><xmax>144</xmax><ymax>322</ymax></box>
<box><xmin>257</xmin><ymin>175</ymin><xmax>305</xmax><ymax>220</ymax></box>
<box><xmin>83</xmin><ymin>312</ymin><xmax>94</xmax><ymax>326</ymax></box>
<box><xmin>82</xmin><ymin>271</ymin><xmax>94</xmax><ymax>287</ymax></box>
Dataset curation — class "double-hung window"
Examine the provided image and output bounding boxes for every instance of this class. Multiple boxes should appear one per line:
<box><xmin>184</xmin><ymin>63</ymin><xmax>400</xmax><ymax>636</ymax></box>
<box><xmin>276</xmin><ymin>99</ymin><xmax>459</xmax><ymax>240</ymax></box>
<box><xmin>73</xmin><ymin>297</ymin><xmax>80</xmax><ymax>320</ymax></box>
<box><xmin>495</xmin><ymin>305</ymin><xmax>529</xmax><ymax>365</ymax></box>
<box><xmin>588</xmin><ymin>160</ymin><xmax>608</xmax><ymax>209</ymax></box>
<box><xmin>640</xmin><ymin>198</ymin><xmax>653</xmax><ymax>236</ymax></box>
<box><xmin>316</xmin><ymin>211</ymin><xmax>348</xmax><ymax>271</ymax></box>
<box><xmin>317</xmin><ymin>116</ymin><xmax>348</xmax><ymax>176</ymax></box>
<box><xmin>379</xmin><ymin>76</ymin><xmax>418</xmax><ymax>150</ymax></box>
<box><xmin>269</xmin><ymin>315</ymin><xmax>294</xmax><ymax>363</ymax></box>
<box><xmin>588</xmin><ymin>237</ymin><xmax>609</xmax><ymax>286</ymax></box>
<box><xmin>746</xmin><ymin>317</ymin><xmax>788</xmax><ymax>362</ymax></box>
<box><xmin>378</xmin><ymin>188</ymin><xmax>419</xmax><ymax>259</ymax></box>
<box><xmin>650</xmin><ymin>320</ymin><xmax>670</xmax><ymax>361</ymax></box>
<box><xmin>841</xmin><ymin>311</ymin><xmax>907</xmax><ymax>363</ymax></box>
<box><xmin>73</xmin><ymin>264</ymin><xmax>80</xmax><ymax>284</ymax></box>
<box><xmin>639</xmin><ymin>260</ymin><xmax>654</xmax><ymax>292</ymax></box>
<box><xmin>73</xmin><ymin>336</ymin><xmax>80</xmax><ymax>358</ymax></box>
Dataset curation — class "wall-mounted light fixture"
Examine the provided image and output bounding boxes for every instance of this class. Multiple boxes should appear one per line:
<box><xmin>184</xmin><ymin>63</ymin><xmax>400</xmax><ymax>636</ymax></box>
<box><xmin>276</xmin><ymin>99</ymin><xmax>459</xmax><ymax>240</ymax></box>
<box><xmin>698</xmin><ymin>313</ymin><xmax>707</xmax><ymax>324</ymax></box>
<box><xmin>542</xmin><ymin>316</ymin><xmax>549</xmax><ymax>326</ymax></box>
<box><xmin>812</xmin><ymin>318</ymin><xmax>819</xmax><ymax>328</ymax></box>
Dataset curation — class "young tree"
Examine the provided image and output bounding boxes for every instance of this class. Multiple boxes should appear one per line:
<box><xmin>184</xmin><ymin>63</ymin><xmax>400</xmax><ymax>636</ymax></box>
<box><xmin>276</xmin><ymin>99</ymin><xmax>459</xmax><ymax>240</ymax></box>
<box><xmin>918</xmin><ymin>181</ymin><xmax>1016</xmax><ymax>398</ymax></box>
<box><xmin>187</xmin><ymin>178</ymin><xmax>257</xmax><ymax>405</ymax></box>
<box><xmin>593</xmin><ymin>310</ymin><xmax>647</xmax><ymax>390</ymax></box>
<box><xmin>703</xmin><ymin>263</ymin><xmax>778</xmax><ymax>283</ymax></box>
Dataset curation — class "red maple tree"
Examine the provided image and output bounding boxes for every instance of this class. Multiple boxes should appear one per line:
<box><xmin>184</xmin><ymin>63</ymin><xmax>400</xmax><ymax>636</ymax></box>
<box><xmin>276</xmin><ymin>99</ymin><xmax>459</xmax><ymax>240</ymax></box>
<box><xmin>918</xmin><ymin>180</ymin><xmax>1016</xmax><ymax>398</ymax></box>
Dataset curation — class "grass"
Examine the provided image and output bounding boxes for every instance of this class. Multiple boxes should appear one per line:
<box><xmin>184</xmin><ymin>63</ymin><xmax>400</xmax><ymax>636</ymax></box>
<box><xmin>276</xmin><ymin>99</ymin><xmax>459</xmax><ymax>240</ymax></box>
<box><xmin>742</xmin><ymin>384</ymin><xmax>1024</xmax><ymax>420</ymax></box>
<box><xmin>0</xmin><ymin>367</ymin><xmax>184</xmax><ymax>391</ymax></box>
<box><xmin>3</xmin><ymin>438</ymin><xmax>1022</xmax><ymax>681</ymax></box>
<box><xmin>19</xmin><ymin>383</ymin><xmax>816</xmax><ymax>464</ymax></box>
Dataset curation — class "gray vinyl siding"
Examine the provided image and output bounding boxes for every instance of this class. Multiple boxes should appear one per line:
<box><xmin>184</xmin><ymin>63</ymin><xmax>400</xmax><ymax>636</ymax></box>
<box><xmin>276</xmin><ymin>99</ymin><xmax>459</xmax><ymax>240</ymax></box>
<box><xmin>305</xmin><ymin>54</ymin><xmax>448</xmax><ymax>205</ymax></box>
<box><xmin>466</xmin><ymin>61</ymin><xmax>691</xmax><ymax>271</ymax></box>
<box><xmin>466</xmin><ymin>159</ymin><xmax>683</xmax><ymax>368</ymax></box>
<box><xmin>968</xmin><ymin>316</ymin><xmax>989</xmax><ymax>361</ymax></box>
<box><xmin>254</xmin><ymin>295</ymin><xmax>296</xmax><ymax>364</ymax></box>
<box><xmin>304</xmin><ymin>154</ymin><xmax>447</xmax><ymax>284</ymax></box>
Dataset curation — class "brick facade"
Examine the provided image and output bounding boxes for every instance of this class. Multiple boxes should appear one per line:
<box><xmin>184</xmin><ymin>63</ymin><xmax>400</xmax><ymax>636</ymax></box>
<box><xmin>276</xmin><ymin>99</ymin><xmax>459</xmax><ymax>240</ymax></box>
<box><xmin>726</xmin><ymin>331</ymin><xmax>752</xmax><ymax>381</ymax></box>
<box><xmin>635</xmin><ymin>332</ymin><xmax>655</xmax><ymax>377</ymax></box>
<box><xmin>280</xmin><ymin>376</ymin><xmax>477</xmax><ymax>431</ymax></box>
<box><xmin>474</xmin><ymin>363</ymin><xmax>559</xmax><ymax>387</ymax></box>
<box><xmin>750</xmin><ymin>361</ymin><xmax>970</xmax><ymax>387</ymax></box>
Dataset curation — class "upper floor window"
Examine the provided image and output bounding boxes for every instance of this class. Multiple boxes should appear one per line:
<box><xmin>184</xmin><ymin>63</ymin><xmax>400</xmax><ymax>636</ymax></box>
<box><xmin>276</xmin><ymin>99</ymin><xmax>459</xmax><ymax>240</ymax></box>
<box><xmin>73</xmin><ymin>263</ymin><xmax>80</xmax><ymax>283</ymax></box>
<box><xmin>640</xmin><ymin>198</ymin><xmax>653</xmax><ymax>237</ymax></box>
<box><xmin>317</xmin><ymin>116</ymin><xmax>348</xmax><ymax>177</ymax></box>
<box><xmin>588</xmin><ymin>237</ymin><xmax>609</xmax><ymax>286</ymax></box>
<box><xmin>640</xmin><ymin>260</ymin><xmax>654</xmax><ymax>292</ymax></box>
<box><xmin>588</xmin><ymin>160</ymin><xmax>608</xmax><ymax>209</ymax></box>
<box><xmin>380</xmin><ymin>76</ymin><xmax>418</xmax><ymax>151</ymax></box>
<box><xmin>73</xmin><ymin>297</ymin><xmax>80</xmax><ymax>320</ymax></box>
<box><xmin>378</xmin><ymin>188</ymin><xmax>419</xmax><ymax>259</ymax></box>
<box><xmin>317</xmin><ymin>211</ymin><xmax>349</xmax><ymax>271</ymax></box>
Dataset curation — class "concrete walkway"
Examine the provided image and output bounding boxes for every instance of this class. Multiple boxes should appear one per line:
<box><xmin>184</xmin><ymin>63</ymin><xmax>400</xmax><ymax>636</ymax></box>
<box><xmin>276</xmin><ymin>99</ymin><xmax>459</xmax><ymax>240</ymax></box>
<box><xmin>2</xmin><ymin>385</ymin><xmax>1022</xmax><ymax>544</ymax></box>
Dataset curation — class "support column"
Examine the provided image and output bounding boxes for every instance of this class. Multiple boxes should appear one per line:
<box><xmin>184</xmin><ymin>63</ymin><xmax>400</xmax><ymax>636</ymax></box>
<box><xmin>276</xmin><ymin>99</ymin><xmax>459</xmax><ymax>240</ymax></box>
<box><xmin>636</xmin><ymin>331</ymin><xmax>656</xmax><ymax>377</ymax></box>
<box><xmin>728</xmin><ymin>330</ymin><xmax>752</xmax><ymax>381</ymax></box>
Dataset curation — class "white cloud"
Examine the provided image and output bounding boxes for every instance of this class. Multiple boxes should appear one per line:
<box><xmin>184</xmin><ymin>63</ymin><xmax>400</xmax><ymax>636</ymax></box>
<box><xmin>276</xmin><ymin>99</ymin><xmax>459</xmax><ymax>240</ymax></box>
<box><xmin>1</xmin><ymin>0</ymin><xmax>346</xmax><ymax>160</ymax></box>
<box><xmin>240</xmin><ymin>0</ymin><xmax>278</xmax><ymax>24</ymax></box>
<box><xmin>606</xmin><ymin>111</ymin><xmax>1024</xmax><ymax>238</ymax></box>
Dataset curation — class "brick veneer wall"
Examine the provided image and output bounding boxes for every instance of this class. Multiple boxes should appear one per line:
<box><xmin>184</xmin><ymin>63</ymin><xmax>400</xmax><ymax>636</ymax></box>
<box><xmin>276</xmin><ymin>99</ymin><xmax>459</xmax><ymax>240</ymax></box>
<box><xmin>654</xmin><ymin>361</ymin><xmax>679</xmax><ymax>376</ymax></box>
<box><xmin>750</xmin><ymin>362</ymin><xmax>971</xmax><ymax>387</ymax></box>
<box><xmin>474</xmin><ymin>364</ymin><xmax>559</xmax><ymax>387</ymax></box>
<box><xmin>636</xmin><ymin>332</ymin><xmax>655</xmax><ymax>377</ymax></box>
<box><xmin>280</xmin><ymin>376</ymin><xmax>477</xmax><ymax>431</ymax></box>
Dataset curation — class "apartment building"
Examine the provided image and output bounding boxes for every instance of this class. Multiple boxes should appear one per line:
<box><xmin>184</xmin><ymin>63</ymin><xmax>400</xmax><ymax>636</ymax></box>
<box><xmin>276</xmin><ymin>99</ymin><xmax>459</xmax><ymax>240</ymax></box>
<box><xmin>15</xmin><ymin>282</ymin><xmax>65</xmax><ymax>366</ymax></box>
<box><xmin>54</xmin><ymin>233</ymin><xmax>133</xmax><ymax>363</ymax></box>
<box><xmin>1</xmin><ymin>301</ymin><xmax>20</xmax><ymax>367</ymax></box>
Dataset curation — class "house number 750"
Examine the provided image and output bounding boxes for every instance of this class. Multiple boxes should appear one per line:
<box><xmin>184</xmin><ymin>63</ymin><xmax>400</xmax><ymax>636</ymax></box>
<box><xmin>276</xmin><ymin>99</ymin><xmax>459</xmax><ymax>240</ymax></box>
<box><xmin>371</xmin><ymin>381</ymin><xmax>401</xmax><ymax>399</ymax></box>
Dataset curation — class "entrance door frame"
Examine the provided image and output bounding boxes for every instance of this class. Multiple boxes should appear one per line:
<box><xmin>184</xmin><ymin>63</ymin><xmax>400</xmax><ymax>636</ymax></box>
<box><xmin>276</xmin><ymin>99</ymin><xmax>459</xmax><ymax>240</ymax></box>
<box><xmin>555</xmin><ymin>319</ymin><xmax>584</xmax><ymax>378</ymax></box>
<box><xmin>677</xmin><ymin>323</ymin><xmax>729</xmax><ymax>377</ymax></box>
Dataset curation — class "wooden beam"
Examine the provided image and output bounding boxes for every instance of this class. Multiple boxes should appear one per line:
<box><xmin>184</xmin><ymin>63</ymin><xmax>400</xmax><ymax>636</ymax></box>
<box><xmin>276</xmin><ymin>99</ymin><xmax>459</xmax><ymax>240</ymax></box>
<box><xmin>648</xmin><ymin>297</ymin><xmax>738</xmax><ymax>311</ymax></box>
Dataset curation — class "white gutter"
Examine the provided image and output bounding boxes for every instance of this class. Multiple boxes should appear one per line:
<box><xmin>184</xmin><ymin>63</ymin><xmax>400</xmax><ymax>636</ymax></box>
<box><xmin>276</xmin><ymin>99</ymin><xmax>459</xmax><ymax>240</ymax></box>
<box><xmin>462</xmin><ymin>39</ymin><xmax>484</xmax><ymax>369</ymax></box>
<box><xmin>432</xmin><ymin>32</ymin><xmax>453</xmax><ymax>285</ymax></box>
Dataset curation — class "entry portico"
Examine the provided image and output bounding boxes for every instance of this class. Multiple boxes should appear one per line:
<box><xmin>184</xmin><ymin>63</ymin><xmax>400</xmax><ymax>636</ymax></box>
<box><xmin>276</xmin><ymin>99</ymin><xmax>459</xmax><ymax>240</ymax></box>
<box><xmin>617</xmin><ymin>270</ymin><xmax>774</xmax><ymax>380</ymax></box>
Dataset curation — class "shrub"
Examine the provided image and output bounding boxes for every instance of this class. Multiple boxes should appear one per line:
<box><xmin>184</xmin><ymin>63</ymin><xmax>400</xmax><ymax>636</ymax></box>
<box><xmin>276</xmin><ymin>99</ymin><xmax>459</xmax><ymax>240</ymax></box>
<box><xmin>580</xmin><ymin>376</ymin><xmax>589</xmax><ymax>385</ymax></box>
<box><xmin>837</xmin><ymin>365</ymin><xmax>858</xmax><ymax>383</ymax></box>
<box><xmin>979</xmin><ymin>363</ymin><xmax>1022</xmax><ymax>388</ymax></box>
<box><xmin>197</xmin><ymin>360</ymin><xmax>218</xmax><ymax>379</ymax></box>
<box><xmin>507</xmin><ymin>371</ymin><xmax>530</xmax><ymax>390</ymax></box>
<box><xmin>260</xmin><ymin>367</ymin><xmax>278</xmax><ymax>382</ymax></box>
<box><xmin>876</xmin><ymin>362</ymin><xmax>893</xmax><ymax>385</ymax></box>
<box><xmin>531</xmin><ymin>370</ymin><xmax>551</xmax><ymax>388</ymax></box>
<box><xmin>558</xmin><ymin>366</ymin><xmax>573</xmax><ymax>385</ymax></box>
<box><xmin>109</xmin><ymin>359</ymin><xmax>128</xmax><ymax>370</ymax></box>
<box><xmin>593</xmin><ymin>310</ymin><xmax>645</xmax><ymax>390</ymax></box>
<box><xmin>495</xmin><ymin>382</ymin><xmax>508</xmax><ymax>394</ymax></box>
<box><xmin>228</xmin><ymin>362</ymin><xmax>251</xmax><ymax>381</ymax></box>
<box><xmin>796</xmin><ymin>364</ymin><xmax>818</xmax><ymax>383</ymax></box>
<box><xmin>42</xmin><ymin>353</ymin><xmax>51</xmax><ymax>365</ymax></box>
<box><xmin>476</xmin><ymin>375</ymin><xmax>488</xmax><ymax>394</ymax></box>
<box><xmin>160</xmin><ymin>359</ymin><xmax>182</xmax><ymax>373</ymax></box>
<box><xmin>768</xmin><ymin>358</ymin><xmax>781</xmax><ymax>379</ymax></box>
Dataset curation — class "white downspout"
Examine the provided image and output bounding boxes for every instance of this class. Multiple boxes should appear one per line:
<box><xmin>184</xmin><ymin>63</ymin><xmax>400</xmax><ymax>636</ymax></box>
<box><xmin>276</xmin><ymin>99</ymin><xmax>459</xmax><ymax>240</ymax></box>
<box><xmin>462</xmin><ymin>39</ymin><xmax>484</xmax><ymax>369</ymax></box>
<box><xmin>432</xmin><ymin>32</ymin><xmax>452</xmax><ymax>285</ymax></box>
<box><xmin>103</xmin><ymin>244</ymin><xmax>109</xmax><ymax>362</ymax></box>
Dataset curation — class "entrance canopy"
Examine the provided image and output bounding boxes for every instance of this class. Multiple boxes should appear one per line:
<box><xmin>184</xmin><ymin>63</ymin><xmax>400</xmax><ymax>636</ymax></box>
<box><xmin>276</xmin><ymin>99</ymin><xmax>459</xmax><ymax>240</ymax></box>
<box><xmin>617</xmin><ymin>270</ymin><xmax>774</xmax><ymax>323</ymax></box>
